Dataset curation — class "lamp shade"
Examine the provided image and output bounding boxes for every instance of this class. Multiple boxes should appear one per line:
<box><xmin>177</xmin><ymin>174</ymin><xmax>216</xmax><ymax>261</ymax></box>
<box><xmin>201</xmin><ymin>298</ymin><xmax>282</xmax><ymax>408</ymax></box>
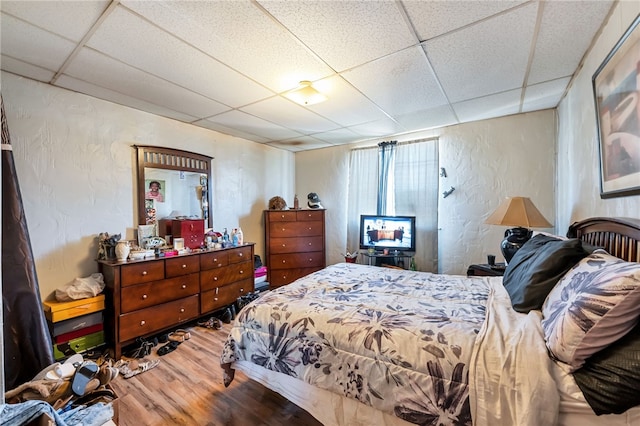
<box><xmin>485</xmin><ymin>197</ymin><xmax>552</xmax><ymax>263</ymax></box>
<box><xmin>284</xmin><ymin>80</ymin><xmax>327</xmax><ymax>106</ymax></box>
<box><xmin>485</xmin><ymin>196</ymin><xmax>552</xmax><ymax>228</ymax></box>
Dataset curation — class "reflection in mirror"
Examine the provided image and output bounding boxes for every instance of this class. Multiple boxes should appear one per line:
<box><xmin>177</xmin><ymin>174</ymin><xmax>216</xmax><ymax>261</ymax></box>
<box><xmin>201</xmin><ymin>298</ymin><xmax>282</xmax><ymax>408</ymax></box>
<box><xmin>135</xmin><ymin>145</ymin><xmax>213</xmax><ymax>228</ymax></box>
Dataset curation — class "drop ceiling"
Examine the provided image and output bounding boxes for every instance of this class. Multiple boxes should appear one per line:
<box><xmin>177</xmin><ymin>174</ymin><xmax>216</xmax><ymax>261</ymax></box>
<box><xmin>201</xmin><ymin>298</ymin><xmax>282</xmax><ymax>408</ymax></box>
<box><xmin>0</xmin><ymin>0</ymin><xmax>613</xmax><ymax>152</ymax></box>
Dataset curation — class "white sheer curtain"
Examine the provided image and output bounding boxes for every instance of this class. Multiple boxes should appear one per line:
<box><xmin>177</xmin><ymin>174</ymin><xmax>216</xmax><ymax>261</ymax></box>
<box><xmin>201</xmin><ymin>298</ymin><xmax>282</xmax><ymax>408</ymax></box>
<box><xmin>346</xmin><ymin>146</ymin><xmax>378</xmax><ymax>253</ymax></box>
<box><xmin>394</xmin><ymin>138</ymin><xmax>439</xmax><ymax>272</ymax></box>
<box><xmin>346</xmin><ymin>138</ymin><xmax>439</xmax><ymax>272</ymax></box>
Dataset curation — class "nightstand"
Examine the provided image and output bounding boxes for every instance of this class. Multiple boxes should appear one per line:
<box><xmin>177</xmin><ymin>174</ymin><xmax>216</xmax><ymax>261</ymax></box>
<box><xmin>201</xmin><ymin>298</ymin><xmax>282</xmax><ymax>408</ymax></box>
<box><xmin>466</xmin><ymin>263</ymin><xmax>506</xmax><ymax>277</ymax></box>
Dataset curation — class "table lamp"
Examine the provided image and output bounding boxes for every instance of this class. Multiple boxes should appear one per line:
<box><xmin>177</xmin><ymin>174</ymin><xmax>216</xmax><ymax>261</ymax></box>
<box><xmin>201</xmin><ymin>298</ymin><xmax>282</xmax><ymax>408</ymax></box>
<box><xmin>485</xmin><ymin>196</ymin><xmax>552</xmax><ymax>263</ymax></box>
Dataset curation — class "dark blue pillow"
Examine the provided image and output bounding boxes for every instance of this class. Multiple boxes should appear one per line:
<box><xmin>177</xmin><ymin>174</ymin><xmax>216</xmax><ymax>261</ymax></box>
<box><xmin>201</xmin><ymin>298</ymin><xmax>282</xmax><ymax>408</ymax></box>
<box><xmin>503</xmin><ymin>234</ymin><xmax>590</xmax><ymax>313</ymax></box>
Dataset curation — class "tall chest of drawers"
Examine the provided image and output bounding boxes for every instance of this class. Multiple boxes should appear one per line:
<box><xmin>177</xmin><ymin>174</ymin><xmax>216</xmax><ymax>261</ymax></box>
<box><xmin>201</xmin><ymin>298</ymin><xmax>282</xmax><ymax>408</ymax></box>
<box><xmin>264</xmin><ymin>209</ymin><xmax>325</xmax><ymax>288</ymax></box>
<box><xmin>99</xmin><ymin>243</ymin><xmax>254</xmax><ymax>358</ymax></box>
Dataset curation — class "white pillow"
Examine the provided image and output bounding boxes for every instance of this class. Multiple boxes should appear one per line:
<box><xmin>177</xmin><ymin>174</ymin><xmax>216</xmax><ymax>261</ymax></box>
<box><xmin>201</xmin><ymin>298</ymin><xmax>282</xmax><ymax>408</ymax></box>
<box><xmin>541</xmin><ymin>250</ymin><xmax>640</xmax><ymax>371</ymax></box>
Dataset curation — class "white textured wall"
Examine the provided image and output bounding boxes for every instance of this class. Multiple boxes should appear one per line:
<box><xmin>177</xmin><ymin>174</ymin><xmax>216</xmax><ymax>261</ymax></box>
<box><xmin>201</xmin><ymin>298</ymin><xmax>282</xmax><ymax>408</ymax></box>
<box><xmin>2</xmin><ymin>72</ymin><xmax>294</xmax><ymax>299</ymax></box>
<box><xmin>556</xmin><ymin>1</ymin><xmax>640</xmax><ymax>228</ymax></box>
<box><xmin>296</xmin><ymin>109</ymin><xmax>556</xmax><ymax>275</ymax></box>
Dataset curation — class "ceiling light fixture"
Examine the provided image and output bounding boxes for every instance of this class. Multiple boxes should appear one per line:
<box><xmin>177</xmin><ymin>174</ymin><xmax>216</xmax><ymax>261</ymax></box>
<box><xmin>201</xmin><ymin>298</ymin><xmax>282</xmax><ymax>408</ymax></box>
<box><xmin>284</xmin><ymin>80</ymin><xmax>327</xmax><ymax>106</ymax></box>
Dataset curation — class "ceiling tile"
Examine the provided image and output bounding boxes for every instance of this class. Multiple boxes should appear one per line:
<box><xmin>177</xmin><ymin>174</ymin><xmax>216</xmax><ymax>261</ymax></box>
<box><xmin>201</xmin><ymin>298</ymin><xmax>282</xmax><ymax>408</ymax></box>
<box><xmin>1</xmin><ymin>56</ymin><xmax>55</xmax><ymax>83</ymax></box>
<box><xmin>121</xmin><ymin>0</ymin><xmax>335</xmax><ymax>93</ymax></box>
<box><xmin>343</xmin><ymin>46</ymin><xmax>448</xmax><ymax>116</ymax></box>
<box><xmin>452</xmin><ymin>89</ymin><xmax>522</xmax><ymax>123</ymax></box>
<box><xmin>404</xmin><ymin>0</ymin><xmax>527</xmax><ymax>41</ymax></box>
<box><xmin>0</xmin><ymin>13</ymin><xmax>77</xmax><ymax>72</ymax></box>
<box><xmin>241</xmin><ymin>97</ymin><xmax>340</xmax><ymax>134</ymax></box>
<box><xmin>527</xmin><ymin>0</ymin><xmax>614</xmax><ymax>85</ymax></box>
<box><xmin>522</xmin><ymin>77</ymin><xmax>571</xmax><ymax>112</ymax></box>
<box><xmin>202</xmin><ymin>110</ymin><xmax>303</xmax><ymax>141</ymax></box>
<box><xmin>193</xmin><ymin>119</ymin><xmax>272</xmax><ymax>143</ymax></box>
<box><xmin>258</xmin><ymin>0</ymin><xmax>415</xmax><ymax>72</ymax></box>
<box><xmin>64</xmin><ymin>48</ymin><xmax>230</xmax><ymax>118</ymax></box>
<box><xmin>0</xmin><ymin>0</ymin><xmax>110</xmax><ymax>42</ymax></box>
<box><xmin>87</xmin><ymin>5</ymin><xmax>274</xmax><ymax>108</ymax></box>
<box><xmin>267</xmin><ymin>136</ymin><xmax>333</xmax><ymax>152</ymax></box>
<box><xmin>303</xmin><ymin>76</ymin><xmax>389</xmax><ymax>127</ymax></box>
<box><xmin>309</xmin><ymin>128</ymin><xmax>362</xmax><ymax>146</ymax></box>
<box><xmin>348</xmin><ymin>118</ymin><xmax>406</xmax><ymax>138</ymax></box>
<box><xmin>394</xmin><ymin>105</ymin><xmax>459</xmax><ymax>131</ymax></box>
<box><xmin>425</xmin><ymin>2</ymin><xmax>538</xmax><ymax>103</ymax></box>
<box><xmin>55</xmin><ymin>74</ymin><xmax>199</xmax><ymax>123</ymax></box>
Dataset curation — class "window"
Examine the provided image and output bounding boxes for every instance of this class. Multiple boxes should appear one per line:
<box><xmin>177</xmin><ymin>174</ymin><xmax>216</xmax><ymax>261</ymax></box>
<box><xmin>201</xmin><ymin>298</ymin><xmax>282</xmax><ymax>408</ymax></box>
<box><xmin>347</xmin><ymin>138</ymin><xmax>439</xmax><ymax>272</ymax></box>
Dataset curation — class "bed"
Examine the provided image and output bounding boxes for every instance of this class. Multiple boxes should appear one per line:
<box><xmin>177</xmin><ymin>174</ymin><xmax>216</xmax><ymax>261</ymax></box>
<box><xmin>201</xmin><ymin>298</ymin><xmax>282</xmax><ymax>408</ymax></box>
<box><xmin>221</xmin><ymin>217</ymin><xmax>640</xmax><ymax>425</ymax></box>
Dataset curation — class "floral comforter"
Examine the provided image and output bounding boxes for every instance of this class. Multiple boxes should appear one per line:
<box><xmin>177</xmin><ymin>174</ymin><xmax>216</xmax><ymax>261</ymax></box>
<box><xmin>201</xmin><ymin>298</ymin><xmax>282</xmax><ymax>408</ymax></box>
<box><xmin>221</xmin><ymin>263</ymin><xmax>558</xmax><ymax>425</ymax></box>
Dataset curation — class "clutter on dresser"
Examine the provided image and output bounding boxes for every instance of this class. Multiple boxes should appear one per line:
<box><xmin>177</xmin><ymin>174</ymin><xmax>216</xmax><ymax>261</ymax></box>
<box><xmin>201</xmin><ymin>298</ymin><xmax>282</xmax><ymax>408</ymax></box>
<box><xmin>96</xmin><ymin>232</ymin><xmax>121</xmax><ymax>261</ymax></box>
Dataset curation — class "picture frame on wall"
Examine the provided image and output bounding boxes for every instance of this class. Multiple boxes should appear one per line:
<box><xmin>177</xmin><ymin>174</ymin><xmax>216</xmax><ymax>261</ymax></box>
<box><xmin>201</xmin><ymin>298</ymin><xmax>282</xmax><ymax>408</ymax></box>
<box><xmin>592</xmin><ymin>15</ymin><xmax>640</xmax><ymax>199</ymax></box>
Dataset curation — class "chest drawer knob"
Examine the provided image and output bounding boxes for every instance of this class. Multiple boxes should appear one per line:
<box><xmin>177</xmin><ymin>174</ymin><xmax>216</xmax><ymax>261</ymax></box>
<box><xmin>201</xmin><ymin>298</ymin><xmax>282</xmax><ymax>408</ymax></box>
<box><xmin>239</xmin><ymin>270</ymin><xmax>244</xmax><ymax>274</ymax></box>
<box><xmin>181</xmin><ymin>284</ymin><xmax>187</xmax><ymax>289</ymax></box>
<box><xmin>213</xmin><ymin>258</ymin><xmax>218</xmax><ymax>262</ymax></box>
<box><xmin>282</xmin><ymin>243</ymin><xmax>286</xmax><ymax>247</ymax></box>
<box><xmin>282</xmin><ymin>260</ymin><xmax>286</xmax><ymax>264</ymax></box>
<box><xmin>309</xmin><ymin>258</ymin><xmax>313</xmax><ymax>262</ymax></box>
<box><xmin>214</xmin><ymin>277</ymin><xmax>218</xmax><ymax>281</ymax></box>
<box><xmin>308</xmin><ymin>242</ymin><xmax>312</xmax><ymax>246</ymax></box>
<box><xmin>180</xmin><ymin>308</ymin><xmax>185</xmax><ymax>313</ymax></box>
<box><xmin>240</xmin><ymin>288</ymin><xmax>244</xmax><ymax>293</ymax></box>
<box><xmin>140</xmin><ymin>320</ymin><xmax>146</xmax><ymax>326</ymax></box>
<box><xmin>308</xmin><ymin>227</ymin><xmax>312</xmax><ymax>230</ymax></box>
<box><xmin>142</xmin><ymin>271</ymin><xmax>148</xmax><ymax>276</ymax></box>
<box><xmin>214</xmin><ymin>297</ymin><xmax>218</xmax><ymax>301</ymax></box>
<box><xmin>238</xmin><ymin>253</ymin><xmax>243</xmax><ymax>257</ymax></box>
<box><xmin>182</xmin><ymin>264</ymin><xmax>187</xmax><ymax>268</ymax></box>
<box><xmin>142</xmin><ymin>294</ymin><xmax>148</xmax><ymax>299</ymax></box>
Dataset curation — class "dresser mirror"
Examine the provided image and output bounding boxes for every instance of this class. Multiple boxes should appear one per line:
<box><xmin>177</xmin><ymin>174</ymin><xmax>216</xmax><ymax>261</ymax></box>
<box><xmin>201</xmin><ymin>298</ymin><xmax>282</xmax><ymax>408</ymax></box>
<box><xmin>134</xmin><ymin>145</ymin><xmax>213</xmax><ymax>228</ymax></box>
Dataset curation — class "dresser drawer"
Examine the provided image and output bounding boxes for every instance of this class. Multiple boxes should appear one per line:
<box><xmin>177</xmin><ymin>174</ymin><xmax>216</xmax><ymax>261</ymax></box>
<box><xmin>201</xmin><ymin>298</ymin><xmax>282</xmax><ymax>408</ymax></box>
<box><xmin>269</xmin><ymin>236</ymin><xmax>324</xmax><ymax>254</ymax></box>
<box><xmin>296</xmin><ymin>210</ymin><xmax>324</xmax><ymax>221</ymax></box>
<box><xmin>228</xmin><ymin>245</ymin><xmax>252</xmax><ymax>264</ymax></box>
<box><xmin>270</xmin><ymin>252</ymin><xmax>324</xmax><ymax>269</ymax></box>
<box><xmin>200</xmin><ymin>251</ymin><xmax>229</xmax><ymax>270</ymax></box>
<box><xmin>269</xmin><ymin>267</ymin><xmax>321</xmax><ymax>287</ymax></box>
<box><xmin>120</xmin><ymin>273</ymin><xmax>199</xmax><ymax>313</ymax></box>
<box><xmin>200</xmin><ymin>260</ymin><xmax>253</xmax><ymax>292</ymax></box>
<box><xmin>269</xmin><ymin>220</ymin><xmax>323</xmax><ymax>238</ymax></box>
<box><xmin>120</xmin><ymin>261</ymin><xmax>165</xmax><ymax>287</ymax></box>
<box><xmin>266</xmin><ymin>211</ymin><xmax>297</xmax><ymax>222</ymax></box>
<box><xmin>165</xmin><ymin>255</ymin><xmax>200</xmax><ymax>277</ymax></box>
<box><xmin>200</xmin><ymin>278</ymin><xmax>253</xmax><ymax>313</ymax></box>
<box><xmin>119</xmin><ymin>295</ymin><xmax>199</xmax><ymax>342</ymax></box>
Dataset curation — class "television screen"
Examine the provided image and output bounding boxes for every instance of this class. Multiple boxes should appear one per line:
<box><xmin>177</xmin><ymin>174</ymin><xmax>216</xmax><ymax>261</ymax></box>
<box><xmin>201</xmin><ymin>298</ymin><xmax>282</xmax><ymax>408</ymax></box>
<box><xmin>359</xmin><ymin>215</ymin><xmax>416</xmax><ymax>252</ymax></box>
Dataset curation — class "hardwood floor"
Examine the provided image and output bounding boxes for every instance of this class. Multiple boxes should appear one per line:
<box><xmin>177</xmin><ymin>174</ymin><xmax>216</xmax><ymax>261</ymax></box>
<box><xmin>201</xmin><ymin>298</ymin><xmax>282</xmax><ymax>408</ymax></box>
<box><xmin>109</xmin><ymin>323</ymin><xmax>322</xmax><ymax>426</ymax></box>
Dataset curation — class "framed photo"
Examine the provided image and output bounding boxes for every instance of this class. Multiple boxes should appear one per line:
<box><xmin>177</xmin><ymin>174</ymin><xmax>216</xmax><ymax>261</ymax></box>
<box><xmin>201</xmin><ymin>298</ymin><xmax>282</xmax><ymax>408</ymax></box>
<box><xmin>592</xmin><ymin>15</ymin><xmax>640</xmax><ymax>198</ymax></box>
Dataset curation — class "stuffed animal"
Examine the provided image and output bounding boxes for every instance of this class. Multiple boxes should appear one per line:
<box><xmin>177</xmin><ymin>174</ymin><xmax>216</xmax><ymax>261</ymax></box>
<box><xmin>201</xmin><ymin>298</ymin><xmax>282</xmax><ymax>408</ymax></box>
<box><xmin>268</xmin><ymin>196</ymin><xmax>287</xmax><ymax>210</ymax></box>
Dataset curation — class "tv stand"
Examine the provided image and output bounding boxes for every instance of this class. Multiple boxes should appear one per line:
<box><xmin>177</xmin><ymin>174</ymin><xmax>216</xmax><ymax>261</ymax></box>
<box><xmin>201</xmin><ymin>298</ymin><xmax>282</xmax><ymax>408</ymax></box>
<box><xmin>361</xmin><ymin>251</ymin><xmax>413</xmax><ymax>270</ymax></box>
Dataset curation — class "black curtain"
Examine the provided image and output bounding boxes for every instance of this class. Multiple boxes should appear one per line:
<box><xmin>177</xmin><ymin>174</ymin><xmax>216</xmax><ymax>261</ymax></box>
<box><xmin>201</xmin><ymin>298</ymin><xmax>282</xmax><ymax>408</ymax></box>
<box><xmin>2</xmin><ymin>94</ymin><xmax>54</xmax><ymax>390</ymax></box>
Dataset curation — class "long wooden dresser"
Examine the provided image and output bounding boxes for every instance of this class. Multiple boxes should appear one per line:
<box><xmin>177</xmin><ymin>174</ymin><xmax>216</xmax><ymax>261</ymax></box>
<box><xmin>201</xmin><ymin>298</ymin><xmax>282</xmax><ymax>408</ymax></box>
<box><xmin>264</xmin><ymin>209</ymin><xmax>326</xmax><ymax>288</ymax></box>
<box><xmin>98</xmin><ymin>243</ymin><xmax>254</xmax><ymax>358</ymax></box>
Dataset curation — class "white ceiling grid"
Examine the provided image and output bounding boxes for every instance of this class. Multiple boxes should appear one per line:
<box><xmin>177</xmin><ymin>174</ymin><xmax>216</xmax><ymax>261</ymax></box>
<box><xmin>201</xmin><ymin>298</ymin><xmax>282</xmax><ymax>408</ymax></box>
<box><xmin>0</xmin><ymin>0</ymin><xmax>615</xmax><ymax>152</ymax></box>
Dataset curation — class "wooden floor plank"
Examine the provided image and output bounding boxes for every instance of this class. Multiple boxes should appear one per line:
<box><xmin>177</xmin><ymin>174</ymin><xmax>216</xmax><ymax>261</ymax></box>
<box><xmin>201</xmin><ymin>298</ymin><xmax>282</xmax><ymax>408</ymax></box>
<box><xmin>110</xmin><ymin>323</ymin><xmax>322</xmax><ymax>426</ymax></box>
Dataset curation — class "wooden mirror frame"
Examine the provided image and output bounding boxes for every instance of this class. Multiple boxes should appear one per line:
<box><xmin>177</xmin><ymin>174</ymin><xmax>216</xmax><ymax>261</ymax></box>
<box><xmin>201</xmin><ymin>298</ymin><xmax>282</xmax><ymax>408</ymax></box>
<box><xmin>134</xmin><ymin>145</ymin><xmax>213</xmax><ymax>227</ymax></box>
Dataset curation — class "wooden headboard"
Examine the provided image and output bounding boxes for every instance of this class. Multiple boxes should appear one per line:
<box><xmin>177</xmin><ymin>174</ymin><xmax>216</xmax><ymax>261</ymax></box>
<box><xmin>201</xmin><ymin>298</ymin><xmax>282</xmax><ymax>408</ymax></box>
<box><xmin>567</xmin><ymin>217</ymin><xmax>640</xmax><ymax>263</ymax></box>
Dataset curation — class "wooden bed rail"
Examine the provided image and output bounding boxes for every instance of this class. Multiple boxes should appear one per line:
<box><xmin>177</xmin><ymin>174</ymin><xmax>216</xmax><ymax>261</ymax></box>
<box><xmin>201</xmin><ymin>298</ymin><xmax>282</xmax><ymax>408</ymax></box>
<box><xmin>567</xmin><ymin>217</ymin><xmax>640</xmax><ymax>263</ymax></box>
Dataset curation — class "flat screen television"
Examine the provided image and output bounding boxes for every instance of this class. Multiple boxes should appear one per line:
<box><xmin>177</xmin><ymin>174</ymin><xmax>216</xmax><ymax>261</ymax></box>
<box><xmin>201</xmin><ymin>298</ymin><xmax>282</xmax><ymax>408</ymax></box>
<box><xmin>359</xmin><ymin>214</ymin><xmax>416</xmax><ymax>252</ymax></box>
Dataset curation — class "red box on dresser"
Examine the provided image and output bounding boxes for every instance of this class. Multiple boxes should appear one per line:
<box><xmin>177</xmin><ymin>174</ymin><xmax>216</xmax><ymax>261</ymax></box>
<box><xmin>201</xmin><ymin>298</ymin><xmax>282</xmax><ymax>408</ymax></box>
<box><xmin>171</xmin><ymin>219</ymin><xmax>204</xmax><ymax>249</ymax></box>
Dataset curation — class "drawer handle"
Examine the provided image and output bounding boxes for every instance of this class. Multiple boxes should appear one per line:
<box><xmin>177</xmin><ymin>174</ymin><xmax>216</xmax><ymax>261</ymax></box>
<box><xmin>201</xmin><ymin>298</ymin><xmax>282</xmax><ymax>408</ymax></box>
<box><xmin>282</xmin><ymin>260</ymin><xmax>286</xmax><ymax>264</ymax></box>
<box><xmin>180</xmin><ymin>308</ymin><xmax>185</xmax><ymax>313</ymax></box>
<box><xmin>214</xmin><ymin>297</ymin><xmax>218</xmax><ymax>301</ymax></box>
<box><xmin>282</xmin><ymin>228</ymin><xmax>285</xmax><ymax>232</ymax></box>
<box><xmin>140</xmin><ymin>320</ymin><xmax>146</xmax><ymax>326</ymax></box>
<box><xmin>239</xmin><ymin>270</ymin><xmax>244</xmax><ymax>274</ymax></box>
<box><xmin>308</xmin><ymin>227</ymin><xmax>312</xmax><ymax>230</ymax></box>
<box><xmin>309</xmin><ymin>258</ymin><xmax>313</xmax><ymax>262</ymax></box>
<box><xmin>308</xmin><ymin>242</ymin><xmax>312</xmax><ymax>246</ymax></box>
<box><xmin>214</xmin><ymin>277</ymin><xmax>218</xmax><ymax>281</ymax></box>
<box><xmin>181</xmin><ymin>284</ymin><xmax>187</xmax><ymax>289</ymax></box>
<box><xmin>282</xmin><ymin>243</ymin><xmax>286</xmax><ymax>247</ymax></box>
<box><xmin>182</xmin><ymin>264</ymin><xmax>187</xmax><ymax>268</ymax></box>
<box><xmin>239</xmin><ymin>253</ymin><xmax>243</xmax><ymax>257</ymax></box>
<box><xmin>240</xmin><ymin>288</ymin><xmax>244</xmax><ymax>293</ymax></box>
<box><xmin>213</xmin><ymin>258</ymin><xmax>218</xmax><ymax>262</ymax></box>
<box><xmin>142</xmin><ymin>294</ymin><xmax>148</xmax><ymax>299</ymax></box>
<box><xmin>142</xmin><ymin>271</ymin><xmax>148</xmax><ymax>276</ymax></box>
<box><xmin>281</xmin><ymin>214</ymin><xmax>285</xmax><ymax>218</ymax></box>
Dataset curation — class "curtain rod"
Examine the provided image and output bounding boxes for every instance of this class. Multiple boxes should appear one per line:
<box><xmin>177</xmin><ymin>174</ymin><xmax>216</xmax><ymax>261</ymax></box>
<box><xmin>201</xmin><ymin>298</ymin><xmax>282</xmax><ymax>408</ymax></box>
<box><xmin>350</xmin><ymin>136</ymin><xmax>439</xmax><ymax>152</ymax></box>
